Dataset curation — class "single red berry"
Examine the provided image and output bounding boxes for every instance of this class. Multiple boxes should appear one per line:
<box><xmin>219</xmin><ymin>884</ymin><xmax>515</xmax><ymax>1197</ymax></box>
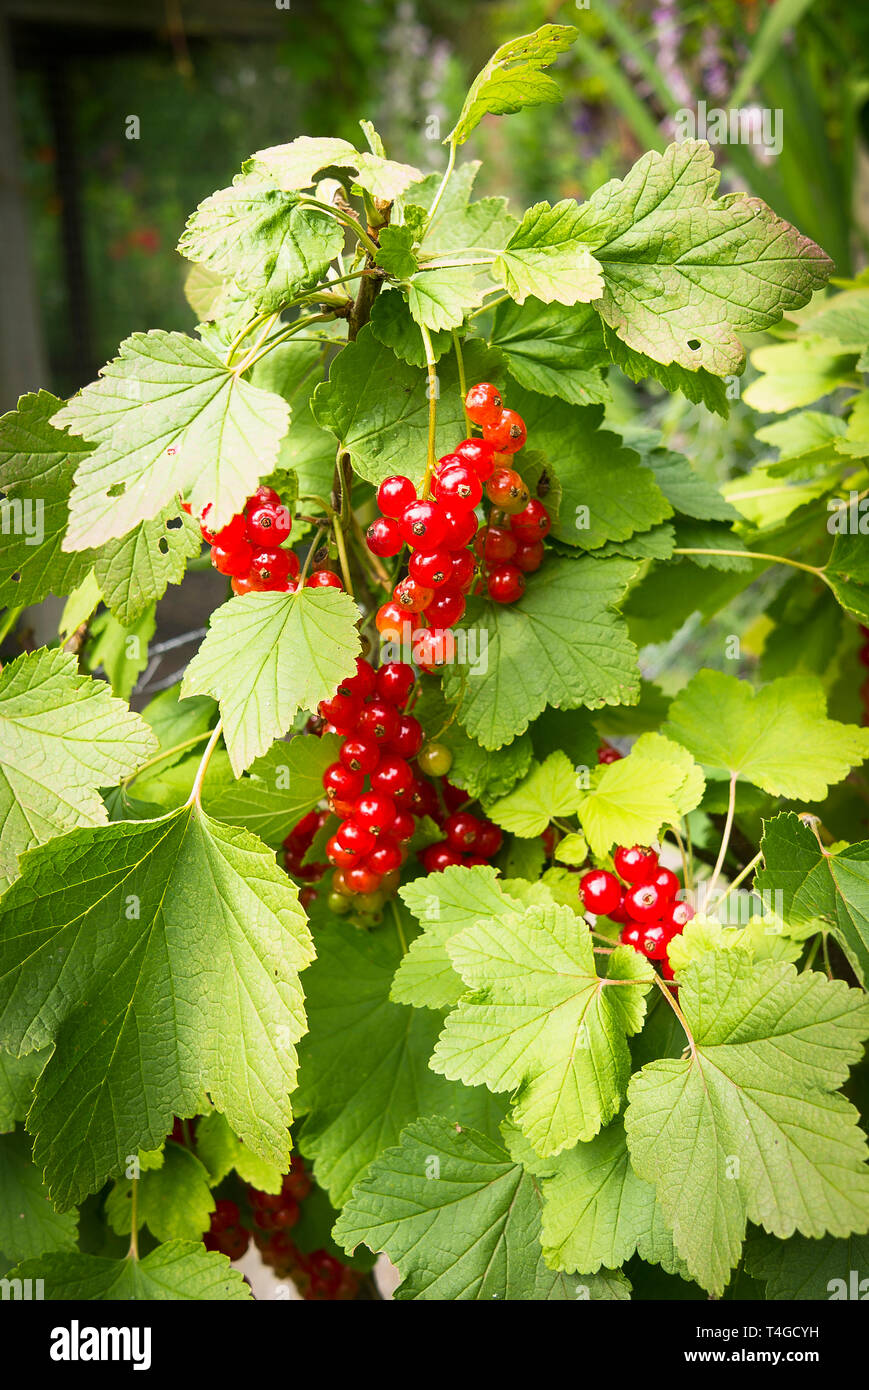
<box><xmin>231</xmin><ymin>574</ymin><xmax>256</xmax><ymax>595</ymax></box>
<box><xmin>620</xmin><ymin>923</ymin><xmax>643</xmax><ymax>951</ymax></box>
<box><xmin>389</xmin><ymin>714</ymin><xmax>423</xmax><ymax>760</ymax></box>
<box><xmin>377</xmin><ymin>475</ymin><xmax>417</xmax><ymax>518</ymax></box>
<box><xmin>366</xmin><ymin>838</ymin><xmax>403</xmax><ymax>875</ymax></box>
<box><xmin>509</xmin><ymin>498</ymin><xmax>551</xmax><ymax>542</ymax></box>
<box><xmin>249</xmin><ymin>548</ymin><xmax>295</xmax><ymax>590</ymax></box>
<box><xmin>345</xmin><ymin>863</ymin><xmax>382</xmax><ymax>895</ymax></box>
<box><xmin>323</xmin><ymin>762</ymin><xmax>364</xmax><ymax>802</ymax></box>
<box><xmin>212</xmin><ymin>540</ymin><xmax>254</xmax><ymax>577</ymax></box>
<box><xmin>425</xmin><ymin>586</ymin><xmax>465</xmax><ymax>628</ymax></box>
<box><xmin>367</xmin><ymin>516</ymin><xmax>404</xmax><ymax>557</ymax></box>
<box><xmin>454</xmin><ymin>437</ymin><xmax>496</xmax><ymax>481</ymax></box>
<box><xmin>665</xmin><ymin>900</ymin><xmax>695</xmax><ymax>932</ymax></box>
<box><xmin>485</xmin><ymin>468</ymin><xmax>530</xmax><ymax>514</ymax></box>
<box><xmin>408</xmin><ymin>776</ymin><xmax>440</xmax><ymax>818</ymax></box>
<box><xmin>357</xmin><ymin>698</ymin><xmax>400</xmax><ymax>745</ymax></box>
<box><xmin>640</xmin><ymin>923</ymin><xmax>669</xmax><ymax>960</ymax></box>
<box><xmin>394</xmin><ymin>576</ymin><xmax>434</xmax><ymax>612</ymax></box>
<box><xmin>440</xmin><ymin>505</ymin><xmax>478</xmax><ymax>551</ymax></box>
<box><xmin>336</xmin><ymin>819</ymin><xmax>377</xmax><ymax>857</ymax></box>
<box><xmin>307</xmin><ymin>570</ymin><xmax>343</xmax><ymax>589</ymax></box>
<box><xmin>475</xmin><ymin>820</ymin><xmax>503</xmax><ymax>858</ymax></box>
<box><xmin>399</xmin><ymin>500</ymin><xmax>447</xmax><ymax>552</ymax></box>
<box><xmin>420</xmin><ymin>842</ymin><xmax>464</xmax><ymax>873</ymax></box>
<box><xmin>623</xmin><ymin>881</ymin><xmax>663</xmax><ymax>923</ymax></box>
<box><xmin>391</xmin><ymin>810</ymin><xmax>415</xmax><ymax>843</ymax></box>
<box><xmin>374</xmin><ymin>601</ymin><xmax>408</xmax><ymax>640</ymax></box>
<box><xmin>354</xmin><ymin>793</ymin><xmax>396</xmax><ymax>836</ymax></box>
<box><xmin>247</xmin><ymin>484</ymin><xmax>281</xmax><ymax>511</ymax></box>
<box><xmin>342</xmin><ymin>657</ymin><xmax>377</xmax><ymax>700</ymax></box>
<box><xmin>597</xmin><ymin>743</ymin><xmax>623</xmax><ymax>765</ymax></box>
<box><xmin>487</xmin><ymin>563</ymin><xmax>525</xmax><ymax>604</ymax></box>
<box><xmin>652</xmin><ymin>867</ymin><xmax>680</xmax><ymax>901</ymax></box>
<box><xmin>209</xmin><ymin>513</ymin><xmax>248</xmax><ymax>549</ymax></box>
<box><xmin>661</xmin><ymin>959</ymin><xmax>676</xmax><ymax>981</ymax></box>
<box><xmin>579</xmin><ymin>869</ymin><xmax>622</xmax><ymax>916</ymax></box>
<box><xmin>376</xmin><ymin>661</ymin><xmax>416</xmax><ymax>706</ymax></box>
<box><xmin>445</xmin><ymin>811</ymin><xmax>481</xmax><ymax>852</ymax></box>
<box><xmin>482</xmin><ymin>408</ymin><xmax>527</xmax><ymax>454</ymax></box>
<box><xmin>286</xmin><ymin>809</ymin><xmax>319</xmax><ymax>849</ymax></box>
<box><xmin>246</xmin><ymin>502</ymin><xmax>292</xmax><ymax>546</ymax></box>
<box><xmin>450</xmin><ymin>549</ymin><xmax>476</xmax><ymax>591</ymax></box>
<box><xmin>370</xmin><ymin>754</ymin><xmax>414</xmax><ymax>799</ymax></box>
<box><xmin>513</xmin><ymin>539</ymin><xmax>544</xmax><ymax>573</ymax></box>
<box><xmin>326</xmin><ymin>834</ymin><xmax>359</xmax><ymax>869</ymax></box>
<box><xmin>482</xmin><ymin>526</ymin><xmax>518</xmax><ymax>565</ymax></box>
<box><xmin>408</xmin><ymin>548</ymin><xmax>452</xmax><ymax>588</ymax></box>
<box><xmin>414</xmin><ymin>627</ymin><xmax>454</xmax><ymax>671</ymax></box>
<box><xmin>464</xmin><ymin>382</ymin><xmax>502</xmax><ymax>427</ymax></box>
<box><xmin>340</xmin><ymin>737</ymin><xmax>380</xmax><ymax>775</ymax></box>
<box><xmin>211</xmin><ymin>1198</ymin><xmax>241</xmax><ymax>1232</ymax></box>
<box><xmin>435</xmin><ymin>464</ymin><xmax>483</xmax><ymax>511</ymax></box>
<box><xmin>613</xmin><ymin>845</ymin><xmax>659</xmax><ymax>884</ymax></box>
<box><xmin>318</xmin><ymin>690</ymin><xmax>360</xmax><ymax>732</ymax></box>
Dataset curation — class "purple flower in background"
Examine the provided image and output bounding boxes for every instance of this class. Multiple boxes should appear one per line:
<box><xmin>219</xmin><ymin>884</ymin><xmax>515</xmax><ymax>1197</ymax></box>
<box><xmin>653</xmin><ymin>0</ymin><xmax>693</xmax><ymax>107</ymax></box>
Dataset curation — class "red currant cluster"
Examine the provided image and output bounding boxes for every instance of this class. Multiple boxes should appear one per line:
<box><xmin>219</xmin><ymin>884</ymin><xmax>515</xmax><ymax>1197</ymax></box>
<box><xmin>365</xmin><ymin>383</ymin><xmax>550</xmax><ymax>667</ymax></box>
<box><xmin>313</xmin><ymin>656</ymin><xmax>504</xmax><ymax>911</ymax></box>
<box><xmin>283</xmin><ymin>809</ymin><xmax>329</xmax><ymax>910</ymax></box>
<box><xmin>579</xmin><ymin>844</ymin><xmax>694</xmax><ymax>980</ymax></box>
<box><xmin>182</xmin><ymin>485</ymin><xmax>342</xmax><ymax>597</ymax></box>
<box><xmin>204</xmin><ymin>1197</ymin><xmax>250</xmax><ymax>1261</ymax></box>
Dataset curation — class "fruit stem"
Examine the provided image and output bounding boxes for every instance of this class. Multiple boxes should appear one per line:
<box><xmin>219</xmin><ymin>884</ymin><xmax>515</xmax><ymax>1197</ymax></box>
<box><xmin>665</xmin><ymin>822</ymin><xmax>691</xmax><ymax>891</ymax></box>
<box><xmin>224</xmin><ymin>309</ymin><xmax>274</xmax><ymax>366</ymax></box>
<box><xmin>419</xmin><ymin>323</ymin><xmax>439</xmax><ymax>500</ymax></box>
<box><xmin>672</xmin><ymin>548</ymin><xmax>828</xmax><ymax>584</ymax></box>
<box><xmin>186</xmin><ymin>719</ymin><xmax>224</xmax><ymax>808</ymax></box>
<box><xmin>701</xmin><ymin>771</ymin><xmax>738</xmax><ymax>911</ymax></box>
<box><xmin>332</xmin><ymin>513</ymin><xmax>356</xmax><ymax>600</ymax></box>
<box><xmin>128</xmin><ymin>1177</ymin><xmax>139</xmax><ymax>1261</ymax></box>
<box><xmin>231</xmin><ymin>310</ymin><xmax>280</xmax><ymax>373</ymax></box>
<box><xmin>298</xmin><ymin>525</ymin><xmax>328</xmax><ymax>585</ymax></box>
<box><xmin>652</xmin><ymin>974</ymin><xmax>696</xmax><ymax>1053</ymax></box>
<box><xmin>237</xmin><ymin>313</ymin><xmax>332</xmax><ymax>374</ymax></box>
<box><xmin>349</xmin><ymin>511</ymin><xmax>392</xmax><ymax>588</ymax></box>
<box><xmin>708</xmin><ymin>848</ymin><xmax>763</xmax><ymax>915</ymax></box>
<box><xmin>422</xmin><ymin>140</ymin><xmax>457</xmax><ymax>236</ymax></box>
<box><xmin>467</xmin><ymin>293</ymin><xmax>510</xmax><ymax>320</ymax></box>
<box><xmin>451</xmin><ymin>329</ymin><xmax>472</xmax><ymax>428</ymax></box>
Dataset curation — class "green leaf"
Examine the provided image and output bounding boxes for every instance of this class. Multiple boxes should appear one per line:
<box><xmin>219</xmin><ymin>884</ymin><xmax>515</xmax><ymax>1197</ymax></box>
<box><xmin>295</xmin><ymin>915</ymin><xmax>504</xmax><ymax>1207</ymax></box>
<box><xmin>448</xmin><ymin>24</ymin><xmax>578</xmax><ymax>146</ymax></box>
<box><xmin>0</xmin><ymin>1048</ymin><xmax>48</xmax><ymax>1132</ymax></box>
<box><xmin>745</xmin><ymin>1231</ymin><xmax>869</xmax><ymax>1300</ymax></box>
<box><xmin>408</xmin><ymin>161</ymin><xmax>517</xmax><ymax>255</ymax></box>
<box><xmin>55</xmin><ymin>331</ymin><xmax>290</xmax><ymax>545</ymax></box>
<box><xmin>554</xmin><ymin>833</ymin><xmax>588</xmax><ymax>867</ymax></box>
<box><xmin>491</xmin><ymin>298</ymin><xmax>608</xmax><ymax>406</ymax></box>
<box><xmin>640</xmin><ymin>446</ymin><xmax>740</xmax><ymax>521</ymax></box>
<box><xmin>0</xmin><ymin>804</ymin><xmax>314</xmax><ymax>1207</ymax></box>
<box><xmin>666</xmin><ymin>914</ymin><xmax>804</xmax><ymax>973</ymax></box>
<box><xmin>486</xmin><ymin>752</ymin><xmax>582</xmax><ymax>838</ymax></box>
<box><xmin>182</xmin><ymin>588</ymin><xmax>360</xmax><ymax>776</ymax></box>
<box><xmin>248</xmin><ymin>337</ymin><xmax>336</xmax><ymax>498</ymax></box>
<box><xmin>441</xmin><ymin>555</ymin><xmax>640</xmax><ymax>750</ymax></box>
<box><xmin>406</xmin><ymin>267</ymin><xmax>486</xmax><ymax>331</ymax></box>
<box><xmin>575</xmin><ymin>749</ymin><xmax>687</xmax><ymax>859</ymax></box>
<box><xmin>311</xmin><ymin>325</ymin><xmax>490</xmax><ymax>486</ymax></box>
<box><xmin>393</xmin><ymin>864</ymin><xmax>540</xmax><ymax>1010</ymax></box>
<box><xmin>107</xmin><ymin>1143</ymin><xmax>215</xmax><ymax>1243</ymax></box>
<box><xmin>246</xmin><ymin>138</ymin><xmax>421</xmax><ymax>202</ymax></box>
<box><xmin>493</xmin><ymin>201</ymin><xmax>603</xmax><ymax>306</ymax></box>
<box><xmin>373</xmin><ymin>225</ymin><xmax>418</xmax><ymax>278</ymax></box>
<box><xmin>529</xmin><ymin>1116</ymin><xmax>684</xmax><ymax>1278</ymax></box>
<box><xmin>140</xmin><ymin>685</ymin><xmax>217</xmax><ymax>773</ymax></box>
<box><xmin>0</xmin><ymin>648</ymin><xmax>157</xmax><ymax>885</ymax></box>
<box><xmin>178</xmin><ymin>179</ymin><xmax>345</xmax><ymax>311</ymax></box>
<box><xmin>663</xmin><ymin>671</ymin><xmax>869</xmax><ymax>800</ymax></box>
<box><xmin>625</xmin><ymin>951</ymin><xmax>869</xmax><ymax>1296</ymax></box>
<box><xmin>368</xmin><ymin>288</ymin><xmax>452</xmax><ymax>367</ymax></box>
<box><xmin>207</xmin><ymin>734</ymin><xmax>342</xmax><ymax>846</ymax></box>
<box><xmin>603</xmin><ymin>325</ymin><xmax>729</xmax><ymax>417</ymax></box>
<box><xmin>0</xmin><ymin>391</ymin><xmax>95</xmax><ymax>607</ymax></box>
<box><xmin>8</xmin><ymin>1241</ymin><xmax>251</xmax><ymax>1300</ymax></box>
<box><xmin>756</xmin><ymin>812</ymin><xmax>869</xmax><ymax>987</ymax></box>
<box><xmin>573</xmin><ymin>141</ymin><xmax>833</xmax><ymax>374</ymax></box>
<box><xmin>743</xmin><ymin>337</ymin><xmax>860</xmax><ymax>413</ymax></box>
<box><xmin>94</xmin><ymin>507</ymin><xmax>202</xmax><ymax>625</ymax></box>
<box><xmin>335</xmin><ymin>1116</ymin><xmax>627</xmax><ymax>1301</ymax></box>
<box><xmin>0</xmin><ymin>1129</ymin><xmax>78</xmax><ymax>1262</ymax></box>
<box><xmin>432</xmin><ymin>902</ymin><xmax>652</xmax><ymax>1155</ymax></box>
<box><xmin>194</xmin><ymin>1111</ymin><xmax>283</xmax><ymax>1193</ymax></box>
<box><xmin>825</xmin><ymin>531</ymin><xmax>869</xmax><ymax>622</ymax></box>
<box><xmin>87</xmin><ymin>604</ymin><xmax>156</xmax><ymax>700</ymax></box>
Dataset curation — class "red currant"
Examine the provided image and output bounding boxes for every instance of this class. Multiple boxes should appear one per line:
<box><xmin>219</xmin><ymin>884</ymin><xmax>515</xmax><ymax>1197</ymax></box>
<box><xmin>450</xmin><ymin>549</ymin><xmax>476</xmax><ymax>590</ymax></box>
<box><xmin>475</xmin><ymin>820</ymin><xmax>503</xmax><ymax>858</ymax></box>
<box><xmin>206</xmin><ymin>513</ymin><xmax>247</xmax><ymax>548</ymax></box>
<box><xmin>464</xmin><ymin>382</ymin><xmax>502</xmax><ymax>427</ymax></box>
<box><xmin>425</xmin><ymin>586</ymin><xmax>465</xmax><ymax>628</ymax></box>
<box><xmin>620</xmin><ymin>923</ymin><xmax>643</xmax><ymax>950</ymax></box>
<box><xmin>482</xmin><ymin>409</ymin><xmax>527</xmax><ymax>454</ymax></box>
<box><xmin>391</xmin><ymin>810</ymin><xmax>415</xmax><ymax>842</ymax></box>
<box><xmin>613</xmin><ymin>845</ymin><xmax>659</xmax><ymax>884</ymax></box>
<box><xmin>354</xmin><ymin>793</ymin><xmax>396</xmax><ymax>836</ymax></box>
<box><xmin>394</xmin><ymin>577</ymin><xmax>434</xmax><ymax>612</ymax></box>
<box><xmin>400</xmin><ymin>500</ymin><xmax>447</xmax><ymax>552</ymax></box>
<box><xmin>416</xmin><ymin>742</ymin><xmax>452</xmax><ymax>778</ymax></box>
<box><xmin>318</xmin><ymin>691</ymin><xmax>360</xmax><ymax>732</ymax></box>
<box><xmin>342</xmin><ymin>657</ymin><xmax>377</xmax><ymax>701</ymax></box>
<box><xmin>652</xmin><ymin>867</ymin><xmax>680</xmax><ymax>901</ymax></box>
<box><xmin>306</xmin><ymin>570</ymin><xmax>343</xmax><ymax>589</ymax></box>
<box><xmin>340</xmin><ymin>737</ymin><xmax>380</xmax><ymax>775</ymax></box>
<box><xmin>370</xmin><ymin>754</ymin><xmax>414</xmax><ymax>799</ymax></box>
<box><xmin>597</xmin><ymin>743</ymin><xmax>623</xmax><ymax>765</ymax></box>
<box><xmin>323</xmin><ymin>762</ymin><xmax>364</xmax><ymax>802</ymax></box>
<box><xmin>389</xmin><ymin>714</ymin><xmax>423</xmax><ymax>760</ymax></box>
<box><xmin>211</xmin><ymin>1198</ymin><xmax>241</xmax><ymax>1231</ymax></box>
<box><xmin>579</xmin><ymin>869</ymin><xmax>622</xmax><ymax>916</ymax></box>
<box><xmin>357</xmin><ymin>699</ymin><xmax>400</xmax><ymax>744</ymax></box>
<box><xmin>435</xmin><ymin>464</ymin><xmax>482</xmax><ymax>511</ymax></box>
<box><xmin>454</xmin><ymin>437</ymin><xmax>496</xmax><ymax>481</ymax></box>
<box><xmin>487</xmin><ymin>564</ymin><xmax>525</xmax><ymax>604</ymax></box>
<box><xmin>336</xmin><ymin>820</ymin><xmax>376</xmax><ymax>858</ymax></box>
<box><xmin>513</xmin><ymin>539</ymin><xmax>544</xmax><ymax>573</ymax></box>
<box><xmin>408</xmin><ymin>549</ymin><xmax>452</xmax><ymax>588</ymax></box>
<box><xmin>247</xmin><ymin>485</ymin><xmax>281</xmax><ymax>510</ymax></box>
<box><xmin>367</xmin><ymin>516</ymin><xmax>403</xmax><ymax>557</ymax></box>
<box><xmin>375</xmin><ymin>601</ymin><xmax>408</xmax><ymax>641</ymax></box>
<box><xmin>665</xmin><ymin>900</ymin><xmax>695</xmax><ymax>932</ymax></box>
<box><xmin>231</xmin><ymin>574</ymin><xmax>255</xmax><ymax>595</ymax></box>
<box><xmin>485</xmin><ymin>468</ymin><xmax>529</xmax><ymax>514</ymax></box>
<box><xmin>246</xmin><ymin>502</ymin><xmax>292</xmax><ymax>546</ymax></box>
<box><xmin>326</xmin><ymin>834</ymin><xmax>360</xmax><ymax>869</ymax></box>
<box><xmin>445</xmin><ymin>811</ymin><xmax>481</xmax><ymax>851</ymax></box>
<box><xmin>345</xmin><ymin>863</ymin><xmax>383</xmax><ymax>895</ymax></box>
<box><xmin>377</xmin><ymin>475</ymin><xmax>417</xmax><ymax>518</ymax></box>
<box><xmin>366</xmin><ymin>838</ymin><xmax>403</xmax><ymax>875</ymax></box>
<box><xmin>623</xmin><ymin>882</ymin><xmax>663</xmax><ymax>923</ymax></box>
<box><xmin>510</xmin><ymin>498</ymin><xmax>551</xmax><ymax>542</ymax></box>
<box><xmin>376</xmin><ymin>661</ymin><xmax>416</xmax><ymax>706</ymax></box>
<box><xmin>640</xmin><ymin>923</ymin><xmax>669</xmax><ymax>960</ymax></box>
<box><xmin>212</xmin><ymin>540</ymin><xmax>254</xmax><ymax>577</ymax></box>
<box><xmin>414</xmin><ymin>628</ymin><xmax>454</xmax><ymax>671</ymax></box>
<box><xmin>440</xmin><ymin>505</ymin><xmax>477</xmax><ymax>551</ymax></box>
<box><xmin>482</xmin><ymin>526</ymin><xmax>518</xmax><ymax>565</ymax></box>
<box><xmin>420</xmin><ymin>843</ymin><xmax>464</xmax><ymax>874</ymax></box>
<box><xmin>408</xmin><ymin>776</ymin><xmax>440</xmax><ymax>819</ymax></box>
<box><xmin>249</xmin><ymin>548</ymin><xmax>295</xmax><ymax>591</ymax></box>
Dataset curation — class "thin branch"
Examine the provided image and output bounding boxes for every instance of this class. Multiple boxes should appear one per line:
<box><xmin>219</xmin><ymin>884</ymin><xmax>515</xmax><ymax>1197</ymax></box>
<box><xmin>419</xmin><ymin>323</ymin><xmax>439</xmax><ymax>499</ymax></box>
<box><xmin>186</xmin><ymin>719</ymin><xmax>224</xmax><ymax>808</ymax></box>
<box><xmin>701</xmin><ymin>772</ymin><xmax>738</xmax><ymax>911</ymax></box>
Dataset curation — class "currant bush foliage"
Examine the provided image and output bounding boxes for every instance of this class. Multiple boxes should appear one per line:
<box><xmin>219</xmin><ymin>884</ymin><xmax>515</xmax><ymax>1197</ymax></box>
<box><xmin>1</xmin><ymin>25</ymin><xmax>868</xmax><ymax>1301</ymax></box>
